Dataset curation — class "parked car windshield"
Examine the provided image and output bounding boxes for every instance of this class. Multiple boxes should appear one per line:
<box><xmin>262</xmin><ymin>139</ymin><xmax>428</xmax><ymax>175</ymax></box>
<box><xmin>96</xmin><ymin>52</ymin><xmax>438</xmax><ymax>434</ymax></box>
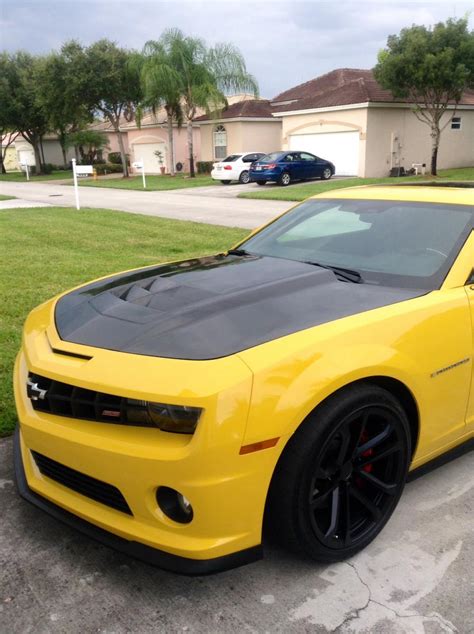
<box><xmin>239</xmin><ymin>198</ymin><xmax>473</xmax><ymax>289</ymax></box>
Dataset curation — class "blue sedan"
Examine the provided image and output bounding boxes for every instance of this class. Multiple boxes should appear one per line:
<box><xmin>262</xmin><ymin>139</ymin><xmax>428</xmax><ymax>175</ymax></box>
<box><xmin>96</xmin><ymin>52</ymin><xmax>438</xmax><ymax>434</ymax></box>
<box><xmin>249</xmin><ymin>151</ymin><xmax>335</xmax><ymax>186</ymax></box>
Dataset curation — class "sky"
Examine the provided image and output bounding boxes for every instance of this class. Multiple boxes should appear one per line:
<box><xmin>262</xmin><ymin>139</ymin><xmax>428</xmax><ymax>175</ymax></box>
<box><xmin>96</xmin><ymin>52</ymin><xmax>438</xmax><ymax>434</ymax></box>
<box><xmin>1</xmin><ymin>0</ymin><xmax>472</xmax><ymax>98</ymax></box>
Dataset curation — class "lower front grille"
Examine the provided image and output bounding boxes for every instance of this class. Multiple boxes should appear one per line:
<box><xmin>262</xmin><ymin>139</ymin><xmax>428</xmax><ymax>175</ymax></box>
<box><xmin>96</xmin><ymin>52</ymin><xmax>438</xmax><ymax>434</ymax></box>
<box><xmin>31</xmin><ymin>451</ymin><xmax>132</xmax><ymax>515</ymax></box>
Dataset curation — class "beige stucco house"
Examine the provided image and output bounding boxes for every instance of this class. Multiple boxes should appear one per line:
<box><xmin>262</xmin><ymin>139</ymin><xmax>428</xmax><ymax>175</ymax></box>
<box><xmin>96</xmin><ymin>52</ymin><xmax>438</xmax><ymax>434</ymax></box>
<box><xmin>196</xmin><ymin>98</ymin><xmax>282</xmax><ymax>162</ymax></box>
<box><xmin>91</xmin><ymin>110</ymin><xmax>201</xmax><ymax>175</ymax></box>
<box><xmin>270</xmin><ymin>69</ymin><xmax>474</xmax><ymax>177</ymax></box>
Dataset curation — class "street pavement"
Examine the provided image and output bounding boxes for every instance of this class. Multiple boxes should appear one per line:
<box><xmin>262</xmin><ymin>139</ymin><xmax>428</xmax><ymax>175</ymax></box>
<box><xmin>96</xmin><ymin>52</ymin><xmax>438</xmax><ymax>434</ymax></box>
<box><xmin>0</xmin><ymin>180</ymin><xmax>291</xmax><ymax>229</ymax></box>
<box><xmin>0</xmin><ymin>435</ymin><xmax>472</xmax><ymax>633</ymax></box>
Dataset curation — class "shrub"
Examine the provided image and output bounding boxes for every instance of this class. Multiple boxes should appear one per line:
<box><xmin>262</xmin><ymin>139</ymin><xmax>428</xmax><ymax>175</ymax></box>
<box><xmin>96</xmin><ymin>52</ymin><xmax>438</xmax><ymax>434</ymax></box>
<box><xmin>197</xmin><ymin>161</ymin><xmax>214</xmax><ymax>174</ymax></box>
<box><xmin>94</xmin><ymin>163</ymin><xmax>123</xmax><ymax>175</ymax></box>
<box><xmin>42</xmin><ymin>163</ymin><xmax>54</xmax><ymax>174</ymax></box>
<box><xmin>108</xmin><ymin>152</ymin><xmax>130</xmax><ymax>165</ymax></box>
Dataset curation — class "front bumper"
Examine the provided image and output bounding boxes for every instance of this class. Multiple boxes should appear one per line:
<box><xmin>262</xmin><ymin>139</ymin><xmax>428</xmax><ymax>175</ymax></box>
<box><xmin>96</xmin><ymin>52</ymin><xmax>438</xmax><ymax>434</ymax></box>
<box><xmin>13</xmin><ymin>427</ymin><xmax>262</xmax><ymax>575</ymax></box>
<box><xmin>13</xmin><ymin>298</ymin><xmax>283</xmax><ymax>573</ymax></box>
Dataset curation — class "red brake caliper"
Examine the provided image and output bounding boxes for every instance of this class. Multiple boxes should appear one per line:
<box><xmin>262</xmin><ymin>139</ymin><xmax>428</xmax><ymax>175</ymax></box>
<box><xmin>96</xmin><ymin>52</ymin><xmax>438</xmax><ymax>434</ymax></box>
<box><xmin>356</xmin><ymin>431</ymin><xmax>373</xmax><ymax>487</ymax></box>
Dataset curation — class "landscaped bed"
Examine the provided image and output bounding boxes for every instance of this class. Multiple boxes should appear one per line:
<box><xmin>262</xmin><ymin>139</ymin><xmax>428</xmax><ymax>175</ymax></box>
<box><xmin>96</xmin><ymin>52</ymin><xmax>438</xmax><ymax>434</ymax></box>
<box><xmin>0</xmin><ymin>206</ymin><xmax>246</xmax><ymax>436</ymax></box>
<box><xmin>238</xmin><ymin>167</ymin><xmax>474</xmax><ymax>201</ymax></box>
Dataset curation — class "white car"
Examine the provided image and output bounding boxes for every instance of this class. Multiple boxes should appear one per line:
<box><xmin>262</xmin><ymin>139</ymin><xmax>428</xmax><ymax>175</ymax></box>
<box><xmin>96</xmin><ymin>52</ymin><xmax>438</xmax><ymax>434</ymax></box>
<box><xmin>211</xmin><ymin>152</ymin><xmax>267</xmax><ymax>184</ymax></box>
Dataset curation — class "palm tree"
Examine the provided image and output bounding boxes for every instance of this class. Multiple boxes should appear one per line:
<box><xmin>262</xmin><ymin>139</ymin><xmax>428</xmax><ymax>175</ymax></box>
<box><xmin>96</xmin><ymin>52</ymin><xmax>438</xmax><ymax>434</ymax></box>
<box><xmin>145</xmin><ymin>29</ymin><xmax>259</xmax><ymax>177</ymax></box>
<box><xmin>139</xmin><ymin>41</ymin><xmax>183</xmax><ymax>176</ymax></box>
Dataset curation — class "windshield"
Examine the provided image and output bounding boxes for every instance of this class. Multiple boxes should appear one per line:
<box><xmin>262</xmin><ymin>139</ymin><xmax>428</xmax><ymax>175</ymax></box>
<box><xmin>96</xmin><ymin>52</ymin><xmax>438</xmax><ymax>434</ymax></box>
<box><xmin>239</xmin><ymin>198</ymin><xmax>473</xmax><ymax>289</ymax></box>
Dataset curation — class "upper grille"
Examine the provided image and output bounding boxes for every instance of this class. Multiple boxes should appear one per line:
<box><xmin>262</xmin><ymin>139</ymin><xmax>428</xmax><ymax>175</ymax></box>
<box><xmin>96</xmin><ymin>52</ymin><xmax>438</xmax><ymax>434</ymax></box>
<box><xmin>27</xmin><ymin>373</ymin><xmax>149</xmax><ymax>427</ymax></box>
<box><xmin>31</xmin><ymin>451</ymin><xmax>132</xmax><ymax>515</ymax></box>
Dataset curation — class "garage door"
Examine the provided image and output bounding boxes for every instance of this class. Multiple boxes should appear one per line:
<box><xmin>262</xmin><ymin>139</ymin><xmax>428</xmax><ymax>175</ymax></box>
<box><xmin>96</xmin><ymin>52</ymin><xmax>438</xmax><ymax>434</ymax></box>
<box><xmin>132</xmin><ymin>142</ymin><xmax>167</xmax><ymax>174</ymax></box>
<box><xmin>289</xmin><ymin>131</ymin><xmax>359</xmax><ymax>176</ymax></box>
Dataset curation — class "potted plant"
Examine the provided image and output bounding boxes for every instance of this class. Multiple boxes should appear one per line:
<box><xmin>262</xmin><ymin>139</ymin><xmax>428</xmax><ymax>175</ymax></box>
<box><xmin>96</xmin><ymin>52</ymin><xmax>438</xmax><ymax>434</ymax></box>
<box><xmin>154</xmin><ymin>150</ymin><xmax>166</xmax><ymax>175</ymax></box>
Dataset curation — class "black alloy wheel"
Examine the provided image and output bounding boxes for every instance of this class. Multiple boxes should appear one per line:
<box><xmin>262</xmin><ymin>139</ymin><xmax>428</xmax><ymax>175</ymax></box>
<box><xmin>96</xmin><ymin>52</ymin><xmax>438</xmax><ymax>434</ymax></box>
<box><xmin>265</xmin><ymin>384</ymin><xmax>411</xmax><ymax>562</ymax></box>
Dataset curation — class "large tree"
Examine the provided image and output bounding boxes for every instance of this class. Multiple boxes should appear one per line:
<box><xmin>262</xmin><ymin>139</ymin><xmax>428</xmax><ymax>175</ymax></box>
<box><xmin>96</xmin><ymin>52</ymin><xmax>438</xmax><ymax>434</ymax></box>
<box><xmin>37</xmin><ymin>42</ymin><xmax>91</xmax><ymax>168</ymax></box>
<box><xmin>0</xmin><ymin>53</ymin><xmax>19</xmax><ymax>173</ymax></box>
<box><xmin>83</xmin><ymin>40</ymin><xmax>142</xmax><ymax>177</ymax></box>
<box><xmin>154</xmin><ymin>29</ymin><xmax>258</xmax><ymax>177</ymax></box>
<box><xmin>374</xmin><ymin>17</ymin><xmax>474</xmax><ymax>175</ymax></box>
<box><xmin>138</xmin><ymin>41</ymin><xmax>183</xmax><ymax>176</ymax></box>
<box><xmin>4</xmin><ymin>52</ymin><xmax>49</xmax><ymax>174</ymax></box>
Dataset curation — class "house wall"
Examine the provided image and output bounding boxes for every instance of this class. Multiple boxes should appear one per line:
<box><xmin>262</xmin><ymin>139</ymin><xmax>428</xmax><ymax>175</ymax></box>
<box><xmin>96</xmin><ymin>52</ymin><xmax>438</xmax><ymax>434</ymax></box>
<box><xmin>125</xmin><ymin>126</ymin><xmax>200</xmax><ymax>173</ymax></box>
<box><xmin>199</xmin><ymin>120</ymin><xmax>282</xmax><ymax>162</ymax></box>
<box><xmin>365</xmin><ymin>107</ymin><xmax>474</xmax><ymax>177</ymax></box>
<box><xmin>279</xmin><ymin>107</ymin><xmax>368</xmax><ymax>177</ymax></box>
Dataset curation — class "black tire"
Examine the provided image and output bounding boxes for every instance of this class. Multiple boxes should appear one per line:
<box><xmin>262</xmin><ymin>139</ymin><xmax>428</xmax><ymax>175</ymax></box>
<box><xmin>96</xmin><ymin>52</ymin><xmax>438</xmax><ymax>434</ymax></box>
<box><xmin>256</xmin><ymin>180</ymin><xmax>267</xmax><ymax>186</ymax></box>
<box><xmin>321</xmin><ymin>167</ymin><xmax>332</xmax><ymax>180</ymax></box>
<box><xmin>220</xmin><ymin>180</ymin><xmax>231</xmax><ymax>185</ymax></box>
<box><xmin>278</xmin><ymin>171</ymin><xmax>291</xmax><ymax>186</ymax></box>
<box><xmin>265</xmin><ymin>383</ymin><xmax>410</xmax><ymax>562</ymax></box>
<box><xmin>239</xmin><ymin>171</ymin><xmax>250</xmax><ymax>184</ymax></box>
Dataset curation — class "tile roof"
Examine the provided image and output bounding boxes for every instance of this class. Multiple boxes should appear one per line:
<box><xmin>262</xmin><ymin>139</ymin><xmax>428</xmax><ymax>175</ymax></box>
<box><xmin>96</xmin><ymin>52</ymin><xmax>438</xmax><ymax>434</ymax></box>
<box><xmin>194</xmin><ymin>99</ymin><xmax>276</xmax><ymax>121</ymax></box>
<box><xmin>271</xmin><ymin>68</ymin><xmax>474</xmax><ymax>112</ymax></box>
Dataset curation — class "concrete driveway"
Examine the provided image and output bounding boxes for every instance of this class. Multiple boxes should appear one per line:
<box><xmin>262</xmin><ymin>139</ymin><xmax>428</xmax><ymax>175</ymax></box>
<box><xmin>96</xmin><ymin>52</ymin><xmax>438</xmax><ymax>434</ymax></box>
<box><xmin>1</xmin><ymin>435</ymin><xmax>472</xmax><ymax>633</ymax></box>
<box><xmin>0</xmin><ymin>181</ymin><xmax>290</xmax><ymax>229</ymax></box>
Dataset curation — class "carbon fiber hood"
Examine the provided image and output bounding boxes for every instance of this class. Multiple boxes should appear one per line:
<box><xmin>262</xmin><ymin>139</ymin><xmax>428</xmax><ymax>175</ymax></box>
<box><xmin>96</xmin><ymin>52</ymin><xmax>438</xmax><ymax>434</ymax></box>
<box><xmin>55</xmin><ymin>254</ymin><xmax>423</xmax><ymax>360</ymax></box>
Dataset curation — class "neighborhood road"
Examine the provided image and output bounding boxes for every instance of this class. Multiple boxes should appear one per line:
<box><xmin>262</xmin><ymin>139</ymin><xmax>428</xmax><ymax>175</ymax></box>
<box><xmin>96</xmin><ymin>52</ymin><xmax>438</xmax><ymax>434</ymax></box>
<box><xmin>0</xmin><ymin>180</ymin><xmax>291</xmax><ymax>229</ymax></box>
<box><xmin>1</xmin><ymin>435</ymin><xmax>472</xmax><ymax>633</ymax></box>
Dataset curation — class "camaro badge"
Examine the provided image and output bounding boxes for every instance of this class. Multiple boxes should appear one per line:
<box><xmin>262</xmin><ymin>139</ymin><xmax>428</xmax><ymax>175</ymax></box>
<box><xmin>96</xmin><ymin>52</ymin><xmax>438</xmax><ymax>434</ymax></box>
<box><xmin>430</xmin><ymin>357</ymin><xmax>470</xmax><ymax>378</ymax></box>
<box><xmin>26</xmin><ymin>378</ymin><xmax>48</xmax><ymax>401</ymax></box>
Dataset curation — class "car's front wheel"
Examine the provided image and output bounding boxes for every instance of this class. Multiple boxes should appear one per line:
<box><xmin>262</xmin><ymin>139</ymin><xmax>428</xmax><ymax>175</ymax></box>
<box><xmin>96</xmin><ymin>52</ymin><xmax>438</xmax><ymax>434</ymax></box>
<box><xmin>239</xmin><ymin>171</ymin><xmax>250</xmax><ymax>184</ymax></box>
<box><xmin>321</xmin><ymin>167</ymin><xmax>332</xmax><ymax>180</ymax></box>
<box><xmin>265</xmin><ymin>384</ymin><xmax>410</xmax><ymax>562</ymax></box>
<box><xmin>278</xmin><ymin>172</ymin><xmax>291</xmax><ymax>186</ymax></box>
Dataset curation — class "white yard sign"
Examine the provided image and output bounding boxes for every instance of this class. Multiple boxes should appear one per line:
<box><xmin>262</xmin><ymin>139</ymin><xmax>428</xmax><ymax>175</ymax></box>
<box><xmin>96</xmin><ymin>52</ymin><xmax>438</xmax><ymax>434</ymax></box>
<box><xmin>71</xmin><ymin>159</ymin><xmax>93</xmax><ymax>210</ymax></box>
<box><xmin>132</xmin><ymin>159</ymin><xmax>146</xmax><ymax>189</ymax></box>
<box><xmin>20</xmin><ymin>163</ymin><xmax>30</xmax><ymax>181</ymax></box>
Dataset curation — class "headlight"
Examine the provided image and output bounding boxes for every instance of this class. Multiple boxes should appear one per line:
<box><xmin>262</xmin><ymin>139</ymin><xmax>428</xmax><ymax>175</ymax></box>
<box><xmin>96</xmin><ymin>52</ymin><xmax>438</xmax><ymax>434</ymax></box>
<box><xmin>126</xmin><ymin>399</ymin><xmax>202</xmax><ymax>434</ymax></box>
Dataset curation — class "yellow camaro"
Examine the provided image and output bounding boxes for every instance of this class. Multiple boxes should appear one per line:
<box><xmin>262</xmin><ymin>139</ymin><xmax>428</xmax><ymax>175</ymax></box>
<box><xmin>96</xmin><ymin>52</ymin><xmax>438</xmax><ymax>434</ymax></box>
<box><xmin>14</xmin><ymin>184</ymin><xmax>474</xmax><ymax>574</ymax></box>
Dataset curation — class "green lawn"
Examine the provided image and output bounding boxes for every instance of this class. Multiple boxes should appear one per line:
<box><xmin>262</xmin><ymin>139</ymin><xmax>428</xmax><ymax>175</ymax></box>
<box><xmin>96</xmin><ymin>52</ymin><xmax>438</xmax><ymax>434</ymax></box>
<box><xmin>80</xmin><ymin>173</ymin><xmax>215</xmax><ymax>191</ymax></box>
<box><xmin>238</xmin><ymin>167</ymin><xmax>474</xmax><ymax>201</ymax></box>
<box><xmin>0</xmin><ymin>195</ymin><xmax>15</xmax><ymax>201</ymax></box>
<box><xmin>0</xmin><ymin>206</ymin><xmax>247</xmax><ymax>436</ymax></box>
<box><xmin>0</xmin><ymin>170</ymin><xmax>73</xmax><ymax>182</ymax></box>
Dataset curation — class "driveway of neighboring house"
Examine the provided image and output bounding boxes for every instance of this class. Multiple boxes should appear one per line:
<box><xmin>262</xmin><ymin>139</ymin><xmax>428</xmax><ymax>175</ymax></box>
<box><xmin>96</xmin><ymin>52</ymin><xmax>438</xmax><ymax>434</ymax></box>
<box><xmin>0</xmin><ymin>180</ymin><xmax>289</xmax><ymax>229</ymax></box>
<box><xmin>1</xmin><ymin>435</ymin><xmax>472</xmax><ymax>633</ymax></box>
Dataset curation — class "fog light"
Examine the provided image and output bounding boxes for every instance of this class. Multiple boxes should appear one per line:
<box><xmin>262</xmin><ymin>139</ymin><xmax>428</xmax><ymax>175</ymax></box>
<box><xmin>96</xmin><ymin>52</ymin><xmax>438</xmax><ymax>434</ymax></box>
<box><xmin>156</xmin><ymin>486</ymin><xmax>194</xmax><ymax>524</ymax></box>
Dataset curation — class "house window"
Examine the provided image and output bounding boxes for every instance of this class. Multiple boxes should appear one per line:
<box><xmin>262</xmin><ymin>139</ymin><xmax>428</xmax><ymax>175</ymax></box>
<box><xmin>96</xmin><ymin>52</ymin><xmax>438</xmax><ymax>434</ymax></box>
<box><xmin>214</xmin><ymin>125</ymin><xmax>227</xmax><ymax>159</ymax></box>
<box><xmin>451</xmin><ymin>117</ymin><xmax>461</xmax><ymax>130</ymax></box>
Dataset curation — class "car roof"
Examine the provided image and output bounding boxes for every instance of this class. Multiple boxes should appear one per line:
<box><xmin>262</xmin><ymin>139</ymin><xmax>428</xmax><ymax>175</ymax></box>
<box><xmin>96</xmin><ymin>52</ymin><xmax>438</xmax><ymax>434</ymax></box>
<box><xmin>313</xmin><ymin>184</ymin><xmax>474</xmax><ymax>206</ymax></box>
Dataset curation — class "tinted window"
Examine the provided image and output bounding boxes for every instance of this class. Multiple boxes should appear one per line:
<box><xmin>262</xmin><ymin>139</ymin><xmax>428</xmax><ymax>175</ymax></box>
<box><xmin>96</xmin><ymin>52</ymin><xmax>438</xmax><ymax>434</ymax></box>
<box><xmin>300</xmin><ymin>152</ymin><xmax>316</xmax><ymax>161</ymax></box>
<box><xmin>243</xmin><ymin>153</ymin><xmax>263</xmax><ymax>163</ymax></box>
<box><xmin>222</xmin><ymin>155</ymin><xmax>242</xmax><ymax>162</ymax></box>
<box><xmin>240</xmin><ymin>199</ymin><xmax>473</xmax><ymax>289</ymax></box>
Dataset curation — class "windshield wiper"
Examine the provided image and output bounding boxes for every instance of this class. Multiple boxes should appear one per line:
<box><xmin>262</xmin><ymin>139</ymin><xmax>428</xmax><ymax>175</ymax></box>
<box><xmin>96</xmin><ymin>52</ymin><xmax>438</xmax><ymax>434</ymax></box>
<box><xmin>304</xmin><ymin>261</ymin><xmax>363</xmax><ymax>283</ymax></box>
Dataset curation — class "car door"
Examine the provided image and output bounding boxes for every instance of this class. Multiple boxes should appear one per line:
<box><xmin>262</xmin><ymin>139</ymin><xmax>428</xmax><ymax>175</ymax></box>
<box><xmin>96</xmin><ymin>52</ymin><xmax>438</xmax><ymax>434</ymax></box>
<box><xmin>286</xmin><ymin>153</ymin><xmax>305</xmax><ymax>180</ymax></box>
<box><xmin>300</xmin><ymin>152</ymin><xmax>320</xmax><ymax>179</ymax></box>
<box><xmin>462</xmin><ymin>232</ymin><xmax>474</xmax><ymax>433</ymax></box>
